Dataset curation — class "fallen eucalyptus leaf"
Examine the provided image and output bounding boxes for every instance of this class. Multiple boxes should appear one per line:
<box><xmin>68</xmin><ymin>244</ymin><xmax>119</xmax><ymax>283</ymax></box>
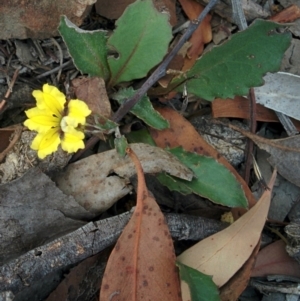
<box><xmin>53</xmin><ymin>143</ymin><xmax>193</xmax><ymax>214</ymax></box>
<box><xmin>177</xmin><ymin>170</ymin><xmax>276</xmax><ymax>288</ymax></box>
<box><xmin>255</xmin><ymin>72</ymin><xmax>300</xmax><ymax>121</ymax></box>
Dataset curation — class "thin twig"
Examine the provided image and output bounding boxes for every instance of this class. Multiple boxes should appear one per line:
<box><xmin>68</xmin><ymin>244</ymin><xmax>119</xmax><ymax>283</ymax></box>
<box><xmin>244</xmin><ymin>88</ymin><xmax>257</xmax><ymax>184</ymax></box>
<box><xmin>0</xmin><ymin>67</ymin><xmax>20</xmax><ymax>114</ymax></box>
<box><xmin>50</xmin><ymin>38</ymin><xmax>63</xmax><ymax>83</ymax></box>
<box><xmin>35</xmin><ymin>60</ymin><xmax>72</xmax><ymax>79</ymax></box>
<box><xmin>0</xmin><ymin>125</ymin><xmax>23</xmax><ymax>163</ymax></box>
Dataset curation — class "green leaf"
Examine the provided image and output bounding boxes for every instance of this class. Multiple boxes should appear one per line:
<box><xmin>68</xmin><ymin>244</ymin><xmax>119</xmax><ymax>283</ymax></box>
<box><xmin>107</xmin><ymin>0</ymin><xmax>172</xmax><ymax>86</ymax></box>
<box><xmin>112</xmin><ymin>87</ymin><xmax>169</xmax><ymax>130</ymax></box>
<box><xmin>173</xmin><ymin>20</ymin><xmax>291</xmax><ymax>100</ymax></box>
<box><xmin>166</xmin><ymin>147</ymin><xmax>248</xmax><ymax>208</ymax></box>
<box><xmin>58</xmin><ymin>16</ymin><xmax>110</xmax><ymax>80</ymax></box>
<box><xmin>126</xmin><ymin>128</ymin><xmax>157</xmax><ymax>146</ymax></box>
<box><xmin>157</xmin><ymin>172</ymin><xmax>193</xmax><ymax>195</ymax></box>
<box><xmin>177</xmin><ymin>262</ymin><xmax>220</xmax><ymax>301</ymax></box>
<box><xmin>115</xmin><ymin>135</ymin><xmax>128</xmax><ymax>157</ymax></box>
<box><xmin>93</xmin><ymin>114</ymin><xmax>118</xmax><ymax>131</ymax></box>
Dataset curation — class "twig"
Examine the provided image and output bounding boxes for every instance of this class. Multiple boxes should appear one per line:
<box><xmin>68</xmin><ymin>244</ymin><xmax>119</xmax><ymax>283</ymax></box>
<box><xmin>50</xmin><ymin>38</ymin><xmax>63</xmax><ymax>83</ymax></box>
<box><xmin>244</xmin><ymin>88</ymin><xmax>257</xmax><ymax>184</ymax></box>
<box><xmin>0</xmin><ymin>125</ymin><xmax>23</xmax><ymax>163</ymax></box>
<box><xmin>35</xmin><ymin>60</ymin><xmax>72</xmax><ymax>79</ymax></box>
<box><xmin>0</xmin><ymin>67</ymin><xmax>20</xmax><ymax>114</ymax></box>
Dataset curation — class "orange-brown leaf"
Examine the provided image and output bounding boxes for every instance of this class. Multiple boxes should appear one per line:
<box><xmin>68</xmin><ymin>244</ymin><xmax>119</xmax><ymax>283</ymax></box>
<box><xmin>179</xmin><ymin>0</ymin><xmax>212</xmax><ymax>71</ymax></box>
<box><xmin>100</xmin><ymin>147</ymin><xmax>181</xmax><ymax>301</ymax></box>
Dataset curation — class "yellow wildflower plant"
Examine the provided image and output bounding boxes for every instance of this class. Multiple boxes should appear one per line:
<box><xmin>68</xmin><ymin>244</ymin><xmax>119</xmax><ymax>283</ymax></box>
<box><xmin>24</xmin><ymin>84</ymin><xmax>91</xmax><ymax>159</ymax></box>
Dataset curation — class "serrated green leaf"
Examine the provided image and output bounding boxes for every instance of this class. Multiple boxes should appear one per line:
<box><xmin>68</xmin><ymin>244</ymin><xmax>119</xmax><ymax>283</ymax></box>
<box><xmin>167</xmin><ymin>147</ymin><xmax>248</xmax><ymax>208</ymax></box>
<box><xmin>58</xmin><ymin>16</ymin><xmax>110</xmax><ymax>80</ymax></box>
<box><xmin>107</xmin><ymin>0</ymin><xmax>172</xmax><ymax>86</ymax></box>
<box><xmin>177</xmin><ymin>262</ymin><xmax>220</xmax><ymax>301</ymax></box>
<box><xmin>173</xmin><ymin>20</ymin><xmax>291</xmax><ymax>100</ymax></box>
<box><xmin>112</xmin><ymin>88</ymin><xmax>169</xmax><ymax>130</ymax></box>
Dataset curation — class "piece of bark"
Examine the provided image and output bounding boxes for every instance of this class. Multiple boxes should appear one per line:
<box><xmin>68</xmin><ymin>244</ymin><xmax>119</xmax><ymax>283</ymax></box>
<box><xmin>0</xmin><ymin>212</ymin><xmax>227</xmax><ymax>296</ymax></box>
<box><xmin>0</xmin><ymin>0</ymin><xmax>96</xmax><ymax>39</ymax></box>
<box><xmin>0</xmin><ymin>167</ymin><xmax>94</xmax><ymax>265</ymax></box>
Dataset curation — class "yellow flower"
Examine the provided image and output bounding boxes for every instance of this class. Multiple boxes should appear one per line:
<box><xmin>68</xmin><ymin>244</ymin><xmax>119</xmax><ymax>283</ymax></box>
<box><xmin>24</xmin><ymin>84</ymin><xmax>91</xmax><ymax>159</ymax></box>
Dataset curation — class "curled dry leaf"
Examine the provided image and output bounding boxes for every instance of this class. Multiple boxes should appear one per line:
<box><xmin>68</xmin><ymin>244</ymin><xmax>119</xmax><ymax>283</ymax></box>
<box><xmin>100</xmin><ymin>147</ymin><xmax>181</xmax><ymax>301</ymax></box>
<box><xmin>177</xmin><ymin>170</ymin><xmax>276</xmax><ymax>292</ymax></box>
<box><xmin>53</xmin><ymin>143</ymin><xmax>193</xmax><ymax>214</ymax></box>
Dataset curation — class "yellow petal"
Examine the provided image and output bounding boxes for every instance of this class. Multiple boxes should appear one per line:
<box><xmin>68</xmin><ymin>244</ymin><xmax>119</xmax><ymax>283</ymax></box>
<box><xmin>67</xmin><ymin>99</ymin><xmax>91</xmax><ymax>125</ymax></box>
<box><xmin>31</xmin><ymin>129</ymin><xmax>61</xmax><ymax>159</ymax></box>
<box><xmin>32</xmin><ymin>84</ymin><xmax>66</xmax><ymax>118</ymax></box>
<box><xmin>61</xmin><ymin>129</ymin><xmax>85</xmax><ymax>153</ymax></box>
<box><xmin>24</xmin><ymin>107</ymin><xmax>60</xmax><ymax>132</ymax></box>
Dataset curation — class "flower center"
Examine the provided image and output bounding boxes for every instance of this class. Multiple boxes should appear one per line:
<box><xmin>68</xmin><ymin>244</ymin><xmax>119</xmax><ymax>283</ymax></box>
<box><xmin>60</xmin><ymin>116</ymin><xmax>79</xmax><ymax>133</ymax></box>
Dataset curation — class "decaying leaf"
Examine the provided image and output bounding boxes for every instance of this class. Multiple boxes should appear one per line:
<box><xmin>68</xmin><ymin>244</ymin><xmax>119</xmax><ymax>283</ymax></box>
<box><xmin>72</xmin><ymin>77</ymin><xmax>111</xmax><ymax>119</ymax></box>
<box><xmin>177</xmin><ymin>170</ymin><xmax>276</xmax><ymax>289</ymax></box>
<box><xmin>53</xmin><ymin>143</ymin><xmax>193</xmax><ymax>214</ymax></box>
<box><xmin>100</xmin><ymin>147</ymin><xmax>181</xmax><ymax>301</ymax></box>
<box><xmin>227</xmin><ymin>123</ymin><xmax>300</xmax><ymax>187</ymax></box>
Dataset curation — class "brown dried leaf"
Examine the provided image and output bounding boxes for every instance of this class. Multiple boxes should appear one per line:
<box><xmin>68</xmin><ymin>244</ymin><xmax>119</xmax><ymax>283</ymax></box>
<box><xmin>179</xmin><ymin>0</ymin><xmax>212</xmax><ymax>71</ymax></box>
<box><xmin>100</xmin><ymin>147</ymin><xmax>181</xmax><ymax>301</ymax></box>
<box><xmin>251</xmin><ymin>239</ymin><xmax>300</xmax><ymax>278</ymax></box>
<box><xmin>177</xmin><ymin>170</ymin><xmax>276</xmax><ymax>289</ymax></box>
<box><xmin>72</xmin><ymin>76</ymin><xmax>111</xmax><ymax>119</ymax></box>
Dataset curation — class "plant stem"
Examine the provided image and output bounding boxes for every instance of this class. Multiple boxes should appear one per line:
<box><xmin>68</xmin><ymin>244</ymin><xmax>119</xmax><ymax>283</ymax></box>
<box><xmin>112</xmin><ymin>0</ymin><xmax>219</xmax><ymax>123</ymax></box>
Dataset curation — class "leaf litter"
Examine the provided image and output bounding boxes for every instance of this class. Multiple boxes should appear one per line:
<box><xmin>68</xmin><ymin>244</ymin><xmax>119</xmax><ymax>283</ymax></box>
<box><xmin>1</xmin><ymin>0</ymin><xmax>300</xmax><ymax>300</ymax></box>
